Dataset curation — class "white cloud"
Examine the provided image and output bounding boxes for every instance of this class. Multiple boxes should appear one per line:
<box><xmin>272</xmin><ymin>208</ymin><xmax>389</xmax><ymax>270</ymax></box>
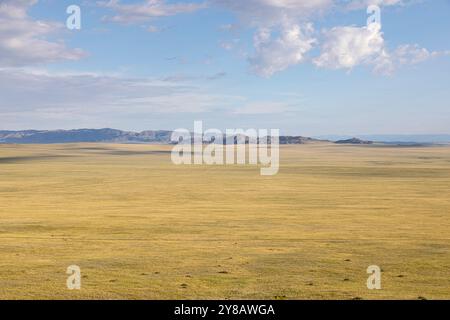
<box><xmin>250</xmin><ymin>23</ymin><xmax>316</xmax><ymax>77</ymax></box>
<box><xmin>216</xmin><ymin>0</ymin><xmax>445</xmax><ymax>77</ymax></box>
<box><xmin>215</xmin><ymin>0</ymin><xmax>330</xmax><ymax>76</ymax></box>
<box><xmin>314</xmin><ymin>23</ymin><xmax>448</xmax><ymax>74</ymax></box>
<box><xmin>313</xmin><ymin>23</ymin><xmax>385</xmax><ymax>70</ymax></box>
<box><xmin>373</xmin><ymin>44</ymin><xmax>450</xmax><ymax>74</ymax></box>
<box><xmin>98</xmin><ymin>0</ymin><xmax>207</xmax><ymax>23</ymax></box>
<box><xmin>0</xmin><ymin>0</ymin><xmax>86</xmax><ymax>67</ymax></box>
<box><xmin>392</xmin><ymin>44</ymin><xmax>435</xmax><ymax>65</ymax></box>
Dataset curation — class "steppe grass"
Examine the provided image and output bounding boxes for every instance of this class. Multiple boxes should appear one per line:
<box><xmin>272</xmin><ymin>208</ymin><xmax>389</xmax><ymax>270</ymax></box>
<box><xmin>0</xmin><ymin>143</ymin><xmax>449</xmax><ymax>299</ymax></box>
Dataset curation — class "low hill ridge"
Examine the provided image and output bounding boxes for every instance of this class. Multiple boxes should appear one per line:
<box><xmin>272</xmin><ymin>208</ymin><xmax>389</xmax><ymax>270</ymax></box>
<box><xmin>0</xmin><ymin>129</ymin><xmax>322</xmax><ymax>144</ymax></box>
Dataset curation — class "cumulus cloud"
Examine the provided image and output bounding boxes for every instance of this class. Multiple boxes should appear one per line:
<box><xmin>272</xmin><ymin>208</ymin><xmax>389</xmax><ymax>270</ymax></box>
<box><xmin>215</xmin><ymin>0</ymin><xmax>331</xmax><ymax>76</ymax></box>
<box><xmin>250</xmin><ymin>23</ymin><xmax>316</xmax><ymax>77</ymax></box>
<box><xmin>0</xmin><ymin>0</ymin><xmax>85</xmax><ymax>67</ymax></box>
<box><xmin>216</xmin><ymin>0</ymin><xmax>445</xmax><ymax>76</ymax></box>
<box><xmin>313</xmin><ymin>23</ymin><xmax>385</xmax><ymax>70</ymax></box>
<box><xmin>314</xmin><ymin>23</ymin><xmax>447</xmax><ymax>74</ymax></box>
<box><xmin>98</xmin><ymin>0</ymin><xmax>207</xmax><ymax>23</ymax></box>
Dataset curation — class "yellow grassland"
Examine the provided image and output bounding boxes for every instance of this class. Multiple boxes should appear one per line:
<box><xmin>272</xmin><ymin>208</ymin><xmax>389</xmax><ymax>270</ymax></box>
<box><xmin>0</xmin><ymin>143</ymin><xmax>449</xmax><ymax>299</ymax></box>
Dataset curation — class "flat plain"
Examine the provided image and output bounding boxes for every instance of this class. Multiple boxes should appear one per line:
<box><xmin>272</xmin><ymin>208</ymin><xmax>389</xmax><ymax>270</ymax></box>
<box><xmin>0</xmin><ymin>143</ymin><xmax>449</xmax><ymax>299</ymax></box>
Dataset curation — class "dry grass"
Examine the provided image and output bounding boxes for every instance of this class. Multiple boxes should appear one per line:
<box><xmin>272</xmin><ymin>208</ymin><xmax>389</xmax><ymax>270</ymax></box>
<box><xmin>0</xmin><ymin>143</ymin><xmax>449</xmax><ymax>300</ymax></box>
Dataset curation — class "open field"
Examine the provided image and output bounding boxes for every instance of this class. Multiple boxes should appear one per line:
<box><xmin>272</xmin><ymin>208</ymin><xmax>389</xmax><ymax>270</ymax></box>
<box><xmin>0</xmin><ymin>143</ymin><xmax>449</xmax><ymax>300</ymax></box>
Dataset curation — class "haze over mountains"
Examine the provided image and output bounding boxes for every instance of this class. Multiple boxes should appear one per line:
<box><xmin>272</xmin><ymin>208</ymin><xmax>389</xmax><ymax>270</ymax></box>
<box><xmin>0</xmin><ymin>129</ymin><xmax>449</xmax><ymax>144</ymax></box>
<box><xmin>317</xmin><ymin>134</ymin><xmax>450</xmax><ymax>144</ymax></box>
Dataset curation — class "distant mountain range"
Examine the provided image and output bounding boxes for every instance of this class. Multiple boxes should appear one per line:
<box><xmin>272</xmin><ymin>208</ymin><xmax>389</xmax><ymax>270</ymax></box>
<box><xmin>316</xmin><ymin>134</ymin><xmax>450</xmax><ymax>144</ymax></box>
<box><xmin>0</xmin><ymin>129</ymin><xmax>173</xmax><ymax>144</ymax></box>
<box><xmin>0</xmin><ymin>129</ymin><xmax>323</xmax><ymax>145</ymax></box>
<box><xmin>0</xmin><ymin>129</ymin><xmax>448</xmax><ymax>145</ymax></box>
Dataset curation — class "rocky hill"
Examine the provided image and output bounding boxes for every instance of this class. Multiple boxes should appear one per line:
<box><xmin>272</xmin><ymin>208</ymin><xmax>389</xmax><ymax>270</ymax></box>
<box><xmin>335</xmin><ymin>138</ymin><xmax>373</xmax><ymax>145</ymax></box>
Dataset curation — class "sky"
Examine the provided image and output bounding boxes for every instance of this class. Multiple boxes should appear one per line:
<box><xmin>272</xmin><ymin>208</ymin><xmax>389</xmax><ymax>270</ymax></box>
<box><xmin>0</xmin><ymin>0</ymin><xmax>449</xmax><ymax>136</ymax></box>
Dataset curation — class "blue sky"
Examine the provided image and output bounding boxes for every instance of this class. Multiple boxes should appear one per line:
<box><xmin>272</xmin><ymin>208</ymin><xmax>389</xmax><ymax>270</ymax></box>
<box><xmin>0</xmin><ymin>0</ymin><xmax>449</xmax><ymax>135</ymax></box>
